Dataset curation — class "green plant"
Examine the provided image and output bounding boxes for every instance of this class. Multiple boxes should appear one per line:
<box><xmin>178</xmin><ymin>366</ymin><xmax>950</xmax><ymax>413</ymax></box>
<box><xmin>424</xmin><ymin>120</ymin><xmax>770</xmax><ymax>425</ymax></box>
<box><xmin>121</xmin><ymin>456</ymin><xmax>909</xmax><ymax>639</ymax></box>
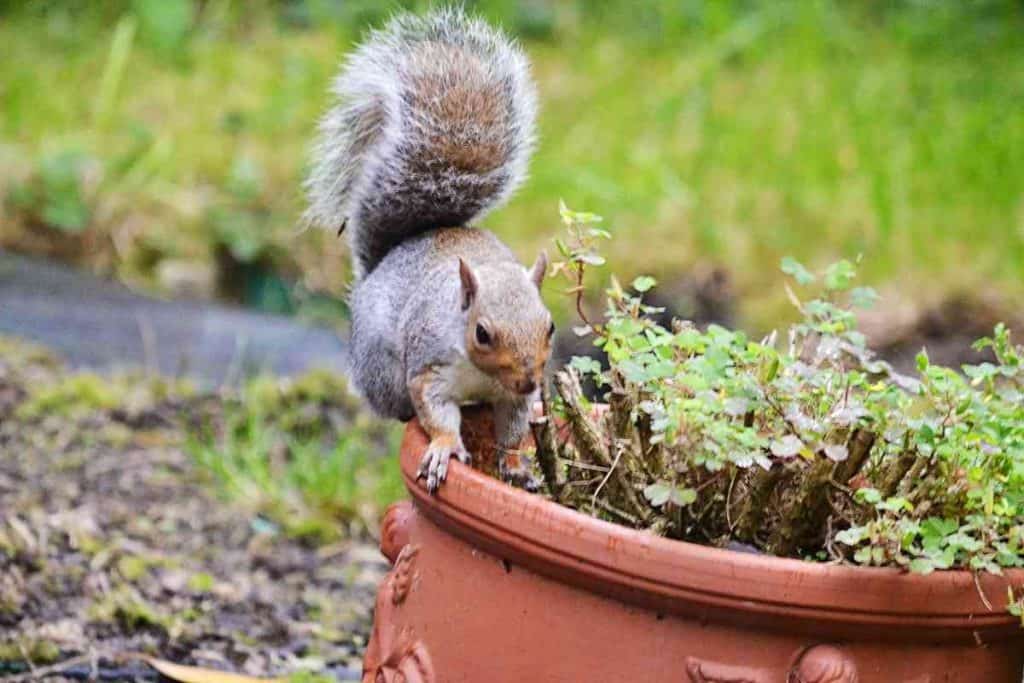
<box><xmin>208</xmin><ymin>156</ymin><xmax>272</xmax><ymax>264</ymax></box>
<box><xmin>131</xmin><ymin>0</ymin><xmax>192</xmax><ymax>59</ymax></box>
<box><xmin>7</xmin><ymin>151</ymin><xmax>96</xmax><ymax>233</ymax></box>
<box><xmin>187</xmin><ymin>373</ymin><xmax>405</xmax><ymax>542</ymax></box>
<box><xmin>1011</xmin><ymin>588</ymin><xmax>1024</xmax><ymax>626</ymax></box>
<box><xmin>535</xmin><ymin>205</ymin><xmax>1023</xmax><ymax>591</ymax></box>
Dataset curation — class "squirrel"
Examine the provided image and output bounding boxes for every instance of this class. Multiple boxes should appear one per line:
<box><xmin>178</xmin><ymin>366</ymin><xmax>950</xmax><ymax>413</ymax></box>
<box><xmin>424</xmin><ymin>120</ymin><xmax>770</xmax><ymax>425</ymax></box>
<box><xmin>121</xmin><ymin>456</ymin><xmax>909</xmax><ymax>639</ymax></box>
<box><xmin>305</xmin><ymin>8</ymin><xmax>553</xmax><ymax>493</ymax></box>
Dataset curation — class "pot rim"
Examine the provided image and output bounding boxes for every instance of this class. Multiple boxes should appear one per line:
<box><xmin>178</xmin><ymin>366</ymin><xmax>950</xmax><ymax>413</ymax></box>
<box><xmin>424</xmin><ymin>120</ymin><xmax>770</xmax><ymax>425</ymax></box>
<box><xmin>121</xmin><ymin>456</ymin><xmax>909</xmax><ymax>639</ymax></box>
<box><xmin>399</xmin><ymin>419</ymin><xmax>1024</xmax><ymax>638</ymax></box>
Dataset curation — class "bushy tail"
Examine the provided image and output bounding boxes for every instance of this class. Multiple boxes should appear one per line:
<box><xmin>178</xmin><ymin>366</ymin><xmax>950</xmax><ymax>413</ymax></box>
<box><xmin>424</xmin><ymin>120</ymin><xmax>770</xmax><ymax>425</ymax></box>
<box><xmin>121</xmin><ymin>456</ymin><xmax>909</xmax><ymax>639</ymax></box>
<box><xmin>305</xmin><ymin>8</ymin><xmax>537</xmax><ymax>277</ymax></box>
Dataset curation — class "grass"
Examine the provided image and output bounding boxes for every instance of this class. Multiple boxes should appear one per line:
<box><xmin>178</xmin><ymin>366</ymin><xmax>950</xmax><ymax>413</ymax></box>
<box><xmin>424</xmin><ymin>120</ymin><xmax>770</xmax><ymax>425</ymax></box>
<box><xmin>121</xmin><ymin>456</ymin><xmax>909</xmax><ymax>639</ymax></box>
<box><xmin>189</xmin><ymin>408</ymin><xmax>406</xmax><ymax>543</ymax></box>
<box><xmin>185</xmin><ymin>369</ymin><xmax>407</xmax><ymax>542</ymax></box>
<box><xmin>2</xmin><ymin>1</ymin><xmax>1023</xmax><ymax>329</ymax></box>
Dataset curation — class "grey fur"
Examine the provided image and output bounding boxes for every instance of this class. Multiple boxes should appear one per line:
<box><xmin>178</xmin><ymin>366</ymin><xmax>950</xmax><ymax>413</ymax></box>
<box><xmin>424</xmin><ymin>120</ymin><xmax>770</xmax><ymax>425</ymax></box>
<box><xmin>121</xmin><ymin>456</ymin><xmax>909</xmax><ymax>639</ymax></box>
<box><xmin>305</xmin><ymin>7</ymin><xmax>537</xmax><ymax>277</ymax></box>
<box><xmin>347</xmin><ymin>228</ymin><xmax>549</xmax><ymax>424</ymax></box>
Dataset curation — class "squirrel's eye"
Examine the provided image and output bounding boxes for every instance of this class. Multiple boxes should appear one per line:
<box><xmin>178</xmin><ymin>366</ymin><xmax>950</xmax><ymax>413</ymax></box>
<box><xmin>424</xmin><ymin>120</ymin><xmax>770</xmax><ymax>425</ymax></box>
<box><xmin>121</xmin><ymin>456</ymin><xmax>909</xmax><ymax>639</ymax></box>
<box><xmin>548</xmin><ymin>321</ymin><xmax>556</xmax><ymax>338</ymax></box>
<box><xmin>475</xmin><ymin>323</ymin><xmax>491</xmax><ymax>346</ymax></box>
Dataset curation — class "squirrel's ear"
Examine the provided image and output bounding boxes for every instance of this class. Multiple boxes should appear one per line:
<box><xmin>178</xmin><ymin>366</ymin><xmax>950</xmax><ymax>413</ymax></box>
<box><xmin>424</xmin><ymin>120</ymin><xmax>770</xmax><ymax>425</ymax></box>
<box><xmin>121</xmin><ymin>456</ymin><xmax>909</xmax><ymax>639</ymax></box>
<box><xmin>458</xmin><ymin>258</ymin><xmax>478</xmax><ymax>311</ymax></box>
<box><xmin>528</xmin><ymin>250</ymin><xmax>548</xmax><ymax>290</ymax></box>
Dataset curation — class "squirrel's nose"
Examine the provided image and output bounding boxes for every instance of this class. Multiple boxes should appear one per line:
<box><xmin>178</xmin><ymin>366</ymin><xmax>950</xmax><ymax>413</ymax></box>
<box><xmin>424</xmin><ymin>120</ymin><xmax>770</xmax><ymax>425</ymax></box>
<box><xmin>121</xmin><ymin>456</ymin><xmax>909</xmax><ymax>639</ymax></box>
<box><xmin>515</xmin><ymin>378</ymin><xmax>537</xmax><ymax>395</ymax></box>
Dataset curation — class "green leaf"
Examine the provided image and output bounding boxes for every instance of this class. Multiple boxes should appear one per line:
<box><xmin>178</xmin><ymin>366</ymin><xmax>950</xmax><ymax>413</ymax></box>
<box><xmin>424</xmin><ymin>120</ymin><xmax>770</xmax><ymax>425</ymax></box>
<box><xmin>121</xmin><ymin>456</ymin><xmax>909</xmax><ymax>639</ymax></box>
<box><xmin>631</xmin><ymin>276</ymin><xmax>657</xmax><ymax>293</ymax></box>
<box><xmin>909</xmin><ymin>558</ymin><xmax>936</xmax><ymax>575</ymax></box>
<box><xmin>558</xmin><ymin>199</ymin><xmax>603</xmax><ymax>225</ymax></box>
<box><xmin>669</xmin><ymin>487</ymin><xmax>697</xmax><ymax>506</ymax></box>
<box><xmin>849</xmin><ymin>286</ymin><xmax>879</xmax><ymax>309</ymax></box>
<box><xmin>823</xmin><ymin>260</ymin><xmax>856</xmax><ymax>291</ymax></box>
<box><xmin>769</xmin><ymin>435</ymin><xmax>803</xmax><ymax>458</ymax></box>
<box><xmin>878</xmin><ymin>496</ymin><xmax>912</xmax><ymax>513</ymax></box>
<box><xmin>643</xmin><ymin>482</ymin><xmax>671</xmax><ymax>507</ymax></box>
<box><xmin>823</xmin><ymin>444</ymin><xmax>848</xmax><ymax>462</ymax></box>
<box><xmin>554</xmin><ymin>238</ymin><xmax>571</xmax><ymax>258</ymax></box>
<box><xmin>573</xmin><ymin>211</ymin><xmax>603</xmax><ymax>223</ymax></box>
<box><xmin>780</xmin><ymin>257</ymin><xmax>815</xmax><ymax>285</ymax></box>
<box><xmin>854</xmin><ymin>487</ymin><xmax>882</xmax><ymax>505</ymax></box>
<box><xmin>834</xmin><ymin>527</ymin><xmax>865</xmax><ymax>546</ymax></box>
<box><xmin>569</xmin><ymin>356</ymin><xmax>603</xmax><ymax>376</ymax></box>
<box><xmin>920</xmin><ymin>517</ymin><xmax>959</xmax><ymax>539</ymax></box>
<box><xmin>759</xmin><ymin>351</ymin><xmax>780</xmax><ymax>383</ymax></box>
<box><xmin>558</xmin><ymin>199</ymin><xmax>573</xmax><ymax>226</ymax></box>
<box><xmin>915</xmin><ymin>351</ymin><xmax>930</xmax><ymax>373</ymax></box>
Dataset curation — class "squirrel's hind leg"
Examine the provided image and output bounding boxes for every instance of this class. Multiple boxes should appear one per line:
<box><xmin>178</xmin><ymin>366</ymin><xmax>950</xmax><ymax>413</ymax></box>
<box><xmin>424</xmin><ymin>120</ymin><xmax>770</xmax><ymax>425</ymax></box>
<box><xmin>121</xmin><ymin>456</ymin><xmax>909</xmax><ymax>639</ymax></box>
<box><xmin>348</xmin><ymin>306</ymin><xmax>414</xmax><ymax>420</ymax></box>
<box><xmin>408</xmin><ymin>368</ymin><xmax>471</xmax><ymax>493</ymax></box>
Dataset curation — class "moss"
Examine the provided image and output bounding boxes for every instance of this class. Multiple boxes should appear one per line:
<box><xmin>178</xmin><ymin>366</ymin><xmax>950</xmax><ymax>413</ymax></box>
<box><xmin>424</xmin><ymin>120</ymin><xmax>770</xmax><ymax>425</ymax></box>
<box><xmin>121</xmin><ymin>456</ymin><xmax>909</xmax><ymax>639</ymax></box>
<box><xmin>16</xmin><ymin>373</ymin><xmax>119</xmax><ymax>419</ymax></box>
<box><xmin>74</xmin><ymin>533</ymin><xmax>104</xmax><ymax>557</ymax></box>
<box><xmin>89</xmin><ymin>586</ymin><xmax>173</xmax><ymax>634</ymax></box>
<box><xmin>12</xmin><ymin>363</ymin><xmax>197</xmax><ymax>423</ymax></box>
<box><xmin>231</xmin><ymin>630</ymin><xmax>260</xmax><ymax>647</ymax></box>
<box><xmin>281</xmin><ymin>516</ymin><xmax>342</xmax><ymax>544</ymax></box>
<box><xmin>0</xmin><ymin>639</ymin><xmax>61</xmax><ymax>665</ymax></box>
<box><xmin>0</xmin><ymin>336</ymin><xmax>62</xmax><ymax>370</ymax></box>
<box><xmin>0</xmin><ymin>581</ymin><xmax>25</xmax><ymax>618</ymax></box>
<box><xmin>0</xmin><ymin>529</ymin><xmax>17</xmax><ymax>558</ymax></box>
<box><xmin>116</xmin><ymin>555</ymin><xmax>151</xmax><ymax>582</ymax></box>
<box><xmin>176</xmin><ymin>606</ymin><xmax>202</xmax><ymax>623</ymax></box>
<box><xmin>239</xmin><ymin>370</ymin><xmax>360</xmax><ymax>437</ymax></box>
<box><xmin>288</xmin><ymin>673</ymin><xmax>337</xmax><ymax>683</ymax></box>
<box><xmin>288</xmin><ymin>369</ymin><xmax>357</xmax><ymax>407</ymax></box>
<box><xmin>186</xmin><ymin>571</ymin><xmax>214</xmax><ymax>593</ymax></box>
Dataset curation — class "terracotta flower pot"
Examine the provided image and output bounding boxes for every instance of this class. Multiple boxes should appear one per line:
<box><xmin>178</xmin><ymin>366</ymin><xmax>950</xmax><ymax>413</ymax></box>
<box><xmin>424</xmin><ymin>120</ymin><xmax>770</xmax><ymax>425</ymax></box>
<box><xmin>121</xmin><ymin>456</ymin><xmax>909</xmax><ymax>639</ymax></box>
<box><xmin>363</xmin><ymin>408</ymin><xmax>1024</xmax><ymax>682</ymax></box>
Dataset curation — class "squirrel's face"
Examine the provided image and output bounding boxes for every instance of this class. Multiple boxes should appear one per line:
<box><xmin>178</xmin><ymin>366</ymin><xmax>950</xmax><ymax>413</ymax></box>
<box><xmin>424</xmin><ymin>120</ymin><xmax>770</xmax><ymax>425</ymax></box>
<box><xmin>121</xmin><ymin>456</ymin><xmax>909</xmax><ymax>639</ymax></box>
<box><xmin>459</xmin><ymin>255</ymin><xmax>553</xmax><ymax>396</ymax></box>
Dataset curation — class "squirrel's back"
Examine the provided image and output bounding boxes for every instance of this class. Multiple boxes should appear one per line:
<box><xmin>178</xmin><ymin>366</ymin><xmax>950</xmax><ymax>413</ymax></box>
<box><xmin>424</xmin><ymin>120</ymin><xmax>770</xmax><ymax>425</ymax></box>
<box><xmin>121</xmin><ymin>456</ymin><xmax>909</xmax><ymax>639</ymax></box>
<box><xmin>305</xmin><ymin>8</ymin><xmax>537</xmax><ymax>277</ymax></box>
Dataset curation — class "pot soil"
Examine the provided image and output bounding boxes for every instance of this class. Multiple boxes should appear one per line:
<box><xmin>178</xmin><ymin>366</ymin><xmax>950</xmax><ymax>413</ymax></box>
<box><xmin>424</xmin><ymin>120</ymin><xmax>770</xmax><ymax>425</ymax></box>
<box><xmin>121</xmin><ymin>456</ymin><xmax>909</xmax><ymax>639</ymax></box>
<box><xmin>362</xmin><ymin>409</ymin><xmax>1024</xmax><ymax>683</ymax></box>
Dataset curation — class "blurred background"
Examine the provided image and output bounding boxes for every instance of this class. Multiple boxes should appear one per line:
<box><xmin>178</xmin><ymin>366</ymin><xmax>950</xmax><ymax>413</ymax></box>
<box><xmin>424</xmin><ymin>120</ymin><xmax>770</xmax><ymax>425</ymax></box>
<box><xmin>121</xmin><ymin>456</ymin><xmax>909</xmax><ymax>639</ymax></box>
<box><xmin>1</xmin><ymin>1</ymin><xmax>1023</xmax><ymax>679</ymax></box>
<box><xmin>3</xmin><ymin>0</ymin><xmax>1023</xmax><ymax>333</ymax></box>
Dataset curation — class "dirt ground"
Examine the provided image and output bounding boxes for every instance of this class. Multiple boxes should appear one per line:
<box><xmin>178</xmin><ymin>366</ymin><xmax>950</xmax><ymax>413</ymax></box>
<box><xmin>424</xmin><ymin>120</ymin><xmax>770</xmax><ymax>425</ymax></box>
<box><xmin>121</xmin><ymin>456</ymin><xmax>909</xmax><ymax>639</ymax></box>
<box><xmin>0</xmin><ymin>339</ymin><xmax>384</xmax><ymax>681</ymax></box>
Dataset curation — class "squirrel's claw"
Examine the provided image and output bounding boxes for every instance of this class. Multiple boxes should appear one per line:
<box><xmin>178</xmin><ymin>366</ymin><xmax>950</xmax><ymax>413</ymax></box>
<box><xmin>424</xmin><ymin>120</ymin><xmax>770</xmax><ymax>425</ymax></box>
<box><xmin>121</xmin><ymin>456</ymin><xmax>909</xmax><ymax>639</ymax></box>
<box><xmin>498</xmin><ymin>449</ymin><xmax>541</xmax><ymax>493</ymax></box>
<box><xmin>502</xmin><ymin>467</ymin><xmax>541</xmax><ymax>493</ymax></box>
<box><xmin>417</xmin><ymin>439</ymin><xmax>471</xmax><ymax>493</ymax></box>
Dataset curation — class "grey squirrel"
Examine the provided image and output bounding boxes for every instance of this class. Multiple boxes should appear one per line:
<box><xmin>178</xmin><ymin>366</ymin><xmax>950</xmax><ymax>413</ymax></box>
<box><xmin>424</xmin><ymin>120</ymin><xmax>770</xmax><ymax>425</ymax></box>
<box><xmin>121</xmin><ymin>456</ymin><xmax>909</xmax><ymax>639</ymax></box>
<box><xmin>305</xmin><ymin>8</ymin><xmax>553</xmax><ymax>492</ymax></box>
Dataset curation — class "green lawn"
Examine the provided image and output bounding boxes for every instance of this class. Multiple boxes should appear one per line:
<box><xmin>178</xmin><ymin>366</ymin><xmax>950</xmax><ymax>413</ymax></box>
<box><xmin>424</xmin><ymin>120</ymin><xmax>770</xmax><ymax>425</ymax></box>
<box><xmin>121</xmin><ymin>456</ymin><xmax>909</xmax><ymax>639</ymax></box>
<box><xmin>2</xmin><ymin>1</ymin><xmax>1023</xmax><ymax>329</ymax></box>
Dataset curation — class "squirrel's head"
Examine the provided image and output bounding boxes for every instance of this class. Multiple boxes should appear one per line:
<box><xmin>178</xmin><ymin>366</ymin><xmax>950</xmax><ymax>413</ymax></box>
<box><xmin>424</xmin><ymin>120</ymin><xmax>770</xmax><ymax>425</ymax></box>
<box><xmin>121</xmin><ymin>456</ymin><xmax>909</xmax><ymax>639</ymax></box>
<box><xmin>459</xmin><ymin>254</ymin><xmax>553</xmax><ymax>396</ymax></box>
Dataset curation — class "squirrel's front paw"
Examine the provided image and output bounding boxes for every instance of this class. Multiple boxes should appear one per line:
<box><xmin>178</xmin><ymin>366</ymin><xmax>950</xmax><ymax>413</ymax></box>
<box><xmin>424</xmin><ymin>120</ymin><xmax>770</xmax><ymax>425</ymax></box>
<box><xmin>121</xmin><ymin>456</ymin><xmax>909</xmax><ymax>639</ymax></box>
<box><xmin>417</xmin><ymin>436</ymin><xmax>471</xmax><ymax>493</ymax></box>
<box><xmin>498</xmin><ymin>449</ymin><xmax>541</xmax><ymax>493</ymax></box>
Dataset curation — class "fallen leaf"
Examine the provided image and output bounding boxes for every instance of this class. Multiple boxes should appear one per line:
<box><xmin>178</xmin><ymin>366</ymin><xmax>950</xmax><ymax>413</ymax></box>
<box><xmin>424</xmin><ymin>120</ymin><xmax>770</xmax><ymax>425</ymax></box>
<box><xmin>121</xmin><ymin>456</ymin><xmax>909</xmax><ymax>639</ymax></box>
<box><xmin>144</xmin><ymin>657</ymin><xmax>285</xmax><ymax>683</ymax></box>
